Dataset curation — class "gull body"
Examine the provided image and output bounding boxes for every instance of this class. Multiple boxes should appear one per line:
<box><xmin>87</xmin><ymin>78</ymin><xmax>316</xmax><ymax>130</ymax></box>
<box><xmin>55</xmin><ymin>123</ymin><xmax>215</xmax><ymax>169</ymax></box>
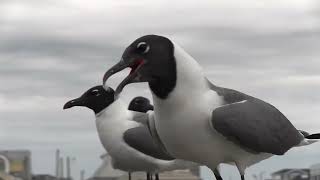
<box><xmin>63</xmin><ymin>86</ymin><xmax>198</xmax><ymax>179</ymax></box>
<box><xmin>102</xmin><ymin>35</ymin><xmax>320</xmax><ymax>180</ymax></box>
<box><xmin>151</xmin><ymin>44</ymin><xmax>272</xmax><ymax>171</ymax></box>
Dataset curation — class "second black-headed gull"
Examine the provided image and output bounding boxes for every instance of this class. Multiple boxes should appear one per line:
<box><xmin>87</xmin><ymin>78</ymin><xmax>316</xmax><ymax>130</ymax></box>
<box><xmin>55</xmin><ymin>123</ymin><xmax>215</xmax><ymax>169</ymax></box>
<box><xmin>63</xmin><ymin>85</ymin><xmax>198</xmax><ymax>180</ymax></box>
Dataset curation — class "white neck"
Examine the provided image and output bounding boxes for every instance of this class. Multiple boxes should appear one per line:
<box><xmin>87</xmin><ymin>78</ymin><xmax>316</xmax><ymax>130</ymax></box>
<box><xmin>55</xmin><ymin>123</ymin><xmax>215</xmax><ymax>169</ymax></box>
<box><xmin>152</xmin><ymin>42</ymin><xmax>209</xmax><ymax>105</ymax></box>
<box><xmin>95</xmin><ymin>99</ymin><xmax>129</xmax><ymax>138</ymax></box>
<box><xmin>95</xmin><ymin>99</ymin><xmax>137</xmax><ymax>153</ymax></box>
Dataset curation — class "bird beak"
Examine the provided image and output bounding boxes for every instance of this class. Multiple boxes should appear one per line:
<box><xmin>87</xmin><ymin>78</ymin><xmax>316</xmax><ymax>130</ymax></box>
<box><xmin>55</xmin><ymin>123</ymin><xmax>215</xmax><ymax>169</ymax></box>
<box><xmin>103</xmin><ymin>58</ymin><xmax>145</xmax><ymax>98</ymax></box>
<box><xmin>103</xmin><ymin>59</ymin><xmax>129</xmax><ymax>87</ymax></box>
<box><xmin>63</xmin><ymin>97</ymin><xmax>84</xmax><ymax>109</ymax></box>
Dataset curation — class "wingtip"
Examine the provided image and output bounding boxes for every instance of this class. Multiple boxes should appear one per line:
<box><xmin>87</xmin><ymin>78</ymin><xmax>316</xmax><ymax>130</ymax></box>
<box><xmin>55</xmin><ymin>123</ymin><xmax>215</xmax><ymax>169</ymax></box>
<box><xmin>305</xmin><ymin>133</ymin><xmax>320</xmax><ymax>139</ymax></box>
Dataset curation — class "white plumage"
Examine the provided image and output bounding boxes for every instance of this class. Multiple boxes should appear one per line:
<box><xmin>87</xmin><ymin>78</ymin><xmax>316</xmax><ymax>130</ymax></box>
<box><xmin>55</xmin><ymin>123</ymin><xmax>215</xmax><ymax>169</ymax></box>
<box><xmin>95</xmin><ymin>98</ymin><xmax>197</xmax><ymax>173</ymax></box>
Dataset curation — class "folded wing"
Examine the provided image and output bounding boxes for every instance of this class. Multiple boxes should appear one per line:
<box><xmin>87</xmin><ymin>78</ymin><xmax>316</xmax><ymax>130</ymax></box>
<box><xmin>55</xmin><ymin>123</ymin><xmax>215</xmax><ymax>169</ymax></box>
<box><xmin>211</xmin><ymin>99</ymin><xmax>304</xmax><ymax>155</ymax></box>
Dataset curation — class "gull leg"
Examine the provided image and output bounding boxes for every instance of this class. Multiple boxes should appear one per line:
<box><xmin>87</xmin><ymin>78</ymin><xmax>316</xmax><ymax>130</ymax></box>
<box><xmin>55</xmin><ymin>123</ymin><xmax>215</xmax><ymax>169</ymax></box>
<box><xmin>128</xmin><ymin>172</ymin><xmax>132</xmax><ymax>180</ymax></box>
<box><xmin>147</xmin><ymin>172</ymin><xmax>151</xmax><ymax>180</ymax></box>
<box><xmin>213</xmin><ymin>168</ymin><xmax>223</xmax><ymax>180</ymax></box>
<box><xmin>155</xmin><ymin>173</ymin><xmax>159</xmax><ymax>180</ymax></box>
<box><xmin>235</xmin><ymin>162</ymin><xmax>246</xmax><ymax>180</ymax></box>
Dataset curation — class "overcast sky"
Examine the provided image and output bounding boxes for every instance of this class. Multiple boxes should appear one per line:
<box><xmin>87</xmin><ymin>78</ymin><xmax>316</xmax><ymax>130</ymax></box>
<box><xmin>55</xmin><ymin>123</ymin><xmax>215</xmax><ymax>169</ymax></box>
<box><xmin>1</xmin><ymin>0</ymin><xmax>320</xmax><ymax>180</ymax></box>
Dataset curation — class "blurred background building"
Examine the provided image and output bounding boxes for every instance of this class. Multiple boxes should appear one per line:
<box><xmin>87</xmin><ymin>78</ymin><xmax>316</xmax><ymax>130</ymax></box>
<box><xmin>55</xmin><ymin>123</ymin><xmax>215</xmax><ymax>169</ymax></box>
<box><xmin>310</xmin><ymin>164</ymin><xmax>320</xmax><ymax>180</ymax></box>
<box><xmin>0</xmin><ymin>150</ymin><xmax>32</xmax><ymax>180</ymax></box>
<box><xmin>271</xmin><ymin>169</ymin><xmax>309</xmax><ymax>180</ymax></box>
<box><xmin>2</xmin><ymin>149</ymin><xmax>320</xmax><ymax>180</ymax></box>
<box><xmin>88</xmin><ymin>154</ymin><xmax>201</xmax><ymax>180</ymax></box>
<box><xmin>0</xmin><ymin>149</ymin><xmax>73</xmax><ymax>180</ymax></box>
<box><xmin>88</xmin><ymin>154</ymin><xmax>124</xmax><ymax>180</ymax></box>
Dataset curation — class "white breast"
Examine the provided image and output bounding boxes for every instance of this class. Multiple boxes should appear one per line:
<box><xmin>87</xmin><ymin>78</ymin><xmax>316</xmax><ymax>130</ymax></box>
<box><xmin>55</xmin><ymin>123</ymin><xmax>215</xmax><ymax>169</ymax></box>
<box><xmin>95</xmin><ymin>99</ymin><xmax>139</xmax><ymax>155</ymax></box>
<box><xmin>153</xmin><ymin>89</ymin><xmax>227</xmax><ymax>165</ymax></box>
<box><xmin>151</xmin><ymin>42</ymin><xmax>221</xmax><ymax>164</ymax></box>
<box><xmin>95</xmin><ymin>99</ymin><xmax>198</xmax><ymax>172</ymax></box>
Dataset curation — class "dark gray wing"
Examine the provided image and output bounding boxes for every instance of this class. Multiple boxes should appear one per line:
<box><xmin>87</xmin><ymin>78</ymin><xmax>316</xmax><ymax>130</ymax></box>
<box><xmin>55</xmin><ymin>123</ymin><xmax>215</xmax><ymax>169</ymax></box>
<box><xmin>211</xmin><ymin>99</ymin><xmax>304</xmax><ymax>155</ymax></box>
<box><xmin>123</xmin><ymin>126</ymin><xmax>175</xmax><ymax>160</ymax></box>
<box><xmin>206</xmin><ymin>78</ymin><xmax>251</xmax><ymax>104</ymax></box>
<box><xmin>146</xmin><ymin>115</ymin><xmax>174</xmax><ymax>158</ymax></box>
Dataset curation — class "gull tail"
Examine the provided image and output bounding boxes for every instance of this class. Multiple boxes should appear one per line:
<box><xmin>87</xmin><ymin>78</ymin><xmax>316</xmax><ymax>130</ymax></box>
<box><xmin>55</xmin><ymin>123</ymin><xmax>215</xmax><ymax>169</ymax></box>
<box><xmin>297</xmin><ymin>131</ymin><xmax>320</xmax><ymax>146</ymax></box>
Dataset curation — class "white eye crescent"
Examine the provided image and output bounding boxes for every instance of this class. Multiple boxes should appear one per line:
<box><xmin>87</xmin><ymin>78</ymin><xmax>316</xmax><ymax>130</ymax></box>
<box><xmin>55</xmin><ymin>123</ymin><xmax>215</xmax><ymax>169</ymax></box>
<box><xmin>91</xmin><ymin>89</ymin><xmax>100</xmax><ymax>96</ymax></box>
<box><xmin>137</xmin><ymin>42</ymin><xmax>150</xmax><ymax>54</ymax></box>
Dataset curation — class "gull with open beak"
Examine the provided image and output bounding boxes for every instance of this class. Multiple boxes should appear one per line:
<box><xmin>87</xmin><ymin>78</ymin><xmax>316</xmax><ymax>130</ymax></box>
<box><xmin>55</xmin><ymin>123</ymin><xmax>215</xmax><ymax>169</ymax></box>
<box><xmin>102</xmin><ymin>34</ymin><xmax>320</xmax><ymax>180</ymax></box>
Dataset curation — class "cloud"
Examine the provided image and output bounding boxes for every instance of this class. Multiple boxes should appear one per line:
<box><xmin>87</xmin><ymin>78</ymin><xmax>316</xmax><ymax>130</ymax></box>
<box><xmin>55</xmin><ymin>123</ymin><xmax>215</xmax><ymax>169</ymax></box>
<box><xmin>1</xmin><ymin>0</ymin><xmax>320</xmax><ymax>179</ymax></box>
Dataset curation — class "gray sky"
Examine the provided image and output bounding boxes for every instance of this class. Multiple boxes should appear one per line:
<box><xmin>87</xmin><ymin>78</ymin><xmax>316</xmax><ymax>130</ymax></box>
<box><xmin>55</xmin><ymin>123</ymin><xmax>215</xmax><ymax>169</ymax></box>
<box><xmin>1</xmin><ymin>0</ymin><xmax>320</xmax><ymax>180</ymax></box>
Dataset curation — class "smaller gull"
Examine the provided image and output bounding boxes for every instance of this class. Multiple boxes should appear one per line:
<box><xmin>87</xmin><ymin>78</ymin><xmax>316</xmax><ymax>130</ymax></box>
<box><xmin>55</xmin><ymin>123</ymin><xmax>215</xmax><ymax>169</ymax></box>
<box><xmin>63</xmin><ymin>85</ymin><xmax>198</xmax><ymax>180</ymax></box>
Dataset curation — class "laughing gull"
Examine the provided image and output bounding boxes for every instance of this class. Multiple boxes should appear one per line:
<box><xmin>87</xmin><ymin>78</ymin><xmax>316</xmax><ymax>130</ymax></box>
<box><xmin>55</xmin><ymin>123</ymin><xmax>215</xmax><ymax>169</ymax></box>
<box><xmin>63</xmin><ymin>85</ymin><xmax>198</xmax><ymax>180</ymax></box>
<box><xmin>102</xmin><ymin>34</ymin><xmax>320</xmax><ymax>180</ymax></box>
<box><xmin>128</xmin><ymin>96</ymin><xmax>157</xmax><ymax>180</ymax></box>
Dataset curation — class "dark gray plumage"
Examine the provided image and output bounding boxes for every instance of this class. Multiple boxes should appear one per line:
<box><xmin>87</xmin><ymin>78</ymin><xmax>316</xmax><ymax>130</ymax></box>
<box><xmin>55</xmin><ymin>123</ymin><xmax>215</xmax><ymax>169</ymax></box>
<box><xmin>207</xmin><ymin>79</ymin><xmax>304</xmax><ymax>155</ymax></box>
<box><xmin>147</xmin><ymin>116</ymin><xmax>174</xmax><ymax>159</ymax></box>
<box><xmin>123</xmin><ymin>126</ymin><xmax>175</xmax><ymax>160</ymax></box>
<box><xmin>206</xmin><ymin>78</ymin><xmax>250</xmax><ymax>104</ymax></box>
<box><xmin>211</xmin><ymin>98</ymin><xmax>303</xmax><ymax>155</ymax></box>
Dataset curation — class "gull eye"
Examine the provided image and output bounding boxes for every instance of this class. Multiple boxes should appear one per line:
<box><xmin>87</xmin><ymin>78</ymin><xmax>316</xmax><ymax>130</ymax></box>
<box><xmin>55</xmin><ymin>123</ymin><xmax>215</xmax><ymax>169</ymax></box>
<box><xmin>136</xmin><ymin>42</ymin><xmax>150</xmax><ymax>54</ymax></box>
<box><xmin>90</xmin><ymin>89</ymin><xmax>100</xmax><ymax>96</ymax></box>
